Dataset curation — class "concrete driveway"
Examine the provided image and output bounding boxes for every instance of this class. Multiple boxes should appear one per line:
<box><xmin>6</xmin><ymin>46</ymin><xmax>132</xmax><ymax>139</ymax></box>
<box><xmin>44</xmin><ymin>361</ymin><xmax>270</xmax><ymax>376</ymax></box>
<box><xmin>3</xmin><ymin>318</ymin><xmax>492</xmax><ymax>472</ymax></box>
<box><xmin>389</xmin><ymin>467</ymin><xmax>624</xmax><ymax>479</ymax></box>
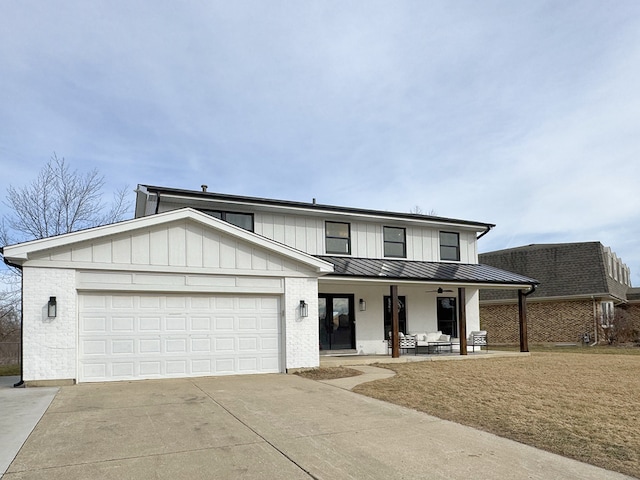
<box><xmin>0</xmin><ymin>376</ymin><xmax>58</xmax><ymax>479</ymax></box>
<box><xmin>3</xmin><ymin>374</ymin><xmax>633</xmax><ymax>480</ymax></box>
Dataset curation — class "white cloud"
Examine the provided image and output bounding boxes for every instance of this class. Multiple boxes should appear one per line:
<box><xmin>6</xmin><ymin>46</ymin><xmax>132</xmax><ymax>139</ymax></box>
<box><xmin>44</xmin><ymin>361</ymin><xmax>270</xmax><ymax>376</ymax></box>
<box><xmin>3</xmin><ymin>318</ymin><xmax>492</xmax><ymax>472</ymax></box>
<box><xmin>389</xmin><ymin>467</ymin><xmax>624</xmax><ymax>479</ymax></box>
<box><xmin>1</xmin><ymin>0</ymin><xmax>640</xmax><ymax>281</ymax></box>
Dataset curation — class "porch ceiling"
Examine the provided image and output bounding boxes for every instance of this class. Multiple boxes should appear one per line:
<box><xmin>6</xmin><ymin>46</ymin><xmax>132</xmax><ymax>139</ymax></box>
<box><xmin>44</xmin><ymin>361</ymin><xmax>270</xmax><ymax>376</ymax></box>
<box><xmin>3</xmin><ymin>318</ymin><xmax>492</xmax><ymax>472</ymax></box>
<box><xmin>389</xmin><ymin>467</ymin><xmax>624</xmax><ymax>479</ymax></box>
<box><xmin>316</xmin><ymin>256</ymin><xmax>539</xmax><ymax>288</ymax></box>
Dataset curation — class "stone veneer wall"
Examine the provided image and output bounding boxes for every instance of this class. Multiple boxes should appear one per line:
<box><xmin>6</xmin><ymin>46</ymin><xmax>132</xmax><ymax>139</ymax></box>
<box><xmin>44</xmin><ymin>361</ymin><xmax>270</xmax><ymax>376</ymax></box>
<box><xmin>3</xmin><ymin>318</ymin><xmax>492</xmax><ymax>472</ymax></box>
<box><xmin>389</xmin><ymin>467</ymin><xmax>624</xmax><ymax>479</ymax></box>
<box><xmin>480</xmin><ymin>299</ymin><xmax>596</xmax><ymax>344</ymax></box>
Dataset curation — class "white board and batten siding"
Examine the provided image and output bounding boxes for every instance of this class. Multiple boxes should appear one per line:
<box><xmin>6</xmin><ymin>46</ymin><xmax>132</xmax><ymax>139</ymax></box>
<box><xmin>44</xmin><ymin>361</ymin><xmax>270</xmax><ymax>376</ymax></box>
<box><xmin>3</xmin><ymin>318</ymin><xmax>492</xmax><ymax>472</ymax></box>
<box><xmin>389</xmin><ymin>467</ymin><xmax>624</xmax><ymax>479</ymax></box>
<box><xmin>253</xmin><ymin>212</ymin><xmax>479</xmax><ymax>263</ymax></box>
<box><xmin>152</xmin><ymin>202</ymin><xmax>480</xmax><ymax>262</ymax></box>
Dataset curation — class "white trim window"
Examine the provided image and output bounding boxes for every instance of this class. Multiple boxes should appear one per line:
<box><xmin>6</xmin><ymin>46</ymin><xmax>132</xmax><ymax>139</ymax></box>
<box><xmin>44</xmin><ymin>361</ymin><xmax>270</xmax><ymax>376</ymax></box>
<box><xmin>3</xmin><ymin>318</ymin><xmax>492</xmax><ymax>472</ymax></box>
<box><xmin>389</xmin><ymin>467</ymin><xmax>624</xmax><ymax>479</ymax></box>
<box><xmin>601</xmin><ymin>301</ymin><xmax>614</xmax><ymax>327</ymax></box>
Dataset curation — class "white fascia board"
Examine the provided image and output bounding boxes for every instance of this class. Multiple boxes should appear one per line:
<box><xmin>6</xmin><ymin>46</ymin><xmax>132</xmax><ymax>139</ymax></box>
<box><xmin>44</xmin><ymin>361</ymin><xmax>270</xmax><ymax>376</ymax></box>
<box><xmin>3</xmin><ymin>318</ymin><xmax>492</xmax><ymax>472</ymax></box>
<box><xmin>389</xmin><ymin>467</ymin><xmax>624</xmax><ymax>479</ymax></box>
<box><xmin>2</xmin><ymin>208</ymin><xmax>334</xmax><ymax>274</ymax></box>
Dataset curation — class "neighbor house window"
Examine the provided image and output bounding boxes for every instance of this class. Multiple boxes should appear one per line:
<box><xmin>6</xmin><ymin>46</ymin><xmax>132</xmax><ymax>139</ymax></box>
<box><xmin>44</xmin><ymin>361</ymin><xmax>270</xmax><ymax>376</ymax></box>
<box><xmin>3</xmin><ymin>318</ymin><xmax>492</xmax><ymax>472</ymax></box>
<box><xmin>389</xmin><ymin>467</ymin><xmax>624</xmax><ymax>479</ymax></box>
<box><xmin>326</xmin><ymin>221</ymin><xmax>351</xmax><ymax>255</ymax></box>
<box><xmin>384</xmin><ymin>227</ymin><xmax>406</xmax><ymax>258</ymax></box>
<box><xmin>203</xmin><ymin>210</ymin><xmax>254</xmax><ymax>232</ymax></box>
<box><xmin>440</xmin><ymin>231</ymin><xmax>460</xmax><ymax>261</ymax></box>
<box><xmin>601</xmin><ymin>301</ymin><xmax>614</xmax><ymax>327</ymax></box>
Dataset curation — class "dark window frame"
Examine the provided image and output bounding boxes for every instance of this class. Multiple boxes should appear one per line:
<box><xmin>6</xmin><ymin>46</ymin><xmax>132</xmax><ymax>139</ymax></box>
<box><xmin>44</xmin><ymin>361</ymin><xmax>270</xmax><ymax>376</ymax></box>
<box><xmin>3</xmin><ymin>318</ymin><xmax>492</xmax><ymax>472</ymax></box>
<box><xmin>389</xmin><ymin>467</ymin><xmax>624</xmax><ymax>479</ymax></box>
<box><xmin>325</xmin><ymin>221</ymin><xmax>351</xmax><ymax>255</ymax></box>
<box><xmin>383</xmin><ymin>295</ymin><xmax>407</xmax><ymax>336</ymax></box>
<box><xmin>383</xmin><ymin>226</ymin><xmax>406</xmax><ymax>258</ymax></box>
<box><xmin>439</xmin><ymin>231</ymin><xmax>460</xmax><ymax>261</ymax></box>
<box><xmin>202</xmin><ymin>210</ymin><xmax>254</xmax><ymax>232</ymax></box>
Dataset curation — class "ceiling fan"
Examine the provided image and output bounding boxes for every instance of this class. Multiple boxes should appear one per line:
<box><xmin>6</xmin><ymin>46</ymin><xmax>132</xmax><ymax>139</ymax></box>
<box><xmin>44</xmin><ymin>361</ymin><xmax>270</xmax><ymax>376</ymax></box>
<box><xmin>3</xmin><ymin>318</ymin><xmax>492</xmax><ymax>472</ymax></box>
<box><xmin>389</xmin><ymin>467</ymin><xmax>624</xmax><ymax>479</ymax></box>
<box><xmin>425</xmin><ymin>287</ymin><xmax>454</xmax><ymax>294</ymax></box>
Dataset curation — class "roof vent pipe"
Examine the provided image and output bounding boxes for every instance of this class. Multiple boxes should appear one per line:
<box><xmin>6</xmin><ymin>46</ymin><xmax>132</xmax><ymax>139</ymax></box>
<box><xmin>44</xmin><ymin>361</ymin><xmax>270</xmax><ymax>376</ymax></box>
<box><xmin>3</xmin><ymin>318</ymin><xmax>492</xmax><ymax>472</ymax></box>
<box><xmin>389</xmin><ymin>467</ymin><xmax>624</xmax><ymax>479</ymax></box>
<box><xmin>201</xmin><ymin>185</ymin><xmax>208</xmax><ymax>192</ymax></box>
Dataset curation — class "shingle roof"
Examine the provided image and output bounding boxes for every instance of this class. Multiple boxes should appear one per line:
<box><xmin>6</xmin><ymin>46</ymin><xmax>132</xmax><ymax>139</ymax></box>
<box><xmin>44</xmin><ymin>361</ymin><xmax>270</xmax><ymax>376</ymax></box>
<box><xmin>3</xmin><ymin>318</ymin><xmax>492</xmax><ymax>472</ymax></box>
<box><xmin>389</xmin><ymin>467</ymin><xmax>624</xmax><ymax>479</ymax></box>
<box><xmin>479</xmin><ymin>242</ymin><xmax>628</xmax><ymax>301</ymax></box>
<box><xmin>317</xmin><ymin>256</ymin><xmax>538</xmax><ymax>286</ymax></box>
<box><xmin>626</xmin><ymin>287</ymin><xmax>640</xmax><ymax>302</ymax></box>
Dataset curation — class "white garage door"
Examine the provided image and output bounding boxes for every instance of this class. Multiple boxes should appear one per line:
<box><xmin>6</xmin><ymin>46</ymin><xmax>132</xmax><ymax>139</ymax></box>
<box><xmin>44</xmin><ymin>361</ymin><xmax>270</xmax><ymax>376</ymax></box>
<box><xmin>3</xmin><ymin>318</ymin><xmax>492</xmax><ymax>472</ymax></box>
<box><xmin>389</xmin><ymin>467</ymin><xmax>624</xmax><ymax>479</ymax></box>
<box><xmin>78</xmin><ymin>293</ymin><xmax>282</xmax><ymax>382</ymax></box>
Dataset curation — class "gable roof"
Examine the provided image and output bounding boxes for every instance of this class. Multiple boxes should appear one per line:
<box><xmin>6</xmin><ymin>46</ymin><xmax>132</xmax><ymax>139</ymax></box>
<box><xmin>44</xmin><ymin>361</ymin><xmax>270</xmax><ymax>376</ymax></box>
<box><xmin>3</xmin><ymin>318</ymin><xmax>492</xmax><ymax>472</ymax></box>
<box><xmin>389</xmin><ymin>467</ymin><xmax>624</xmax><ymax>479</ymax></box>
<box><xmin>2</xmin><ymin>208</ymin><xmax>334</xmax><ymax>274</ymax></box>
<box><xmin>317</xmin><ymin>256</ymin><xmax>538</xmax><ymax>288</ymax></box>
<box><xmin>136</xmin><ymin>184</ymin><xmax>495</xmax><ymax>232</ymax></box>
<box><xmin>479</xmin><ymin>242</ymin><xmax>629</xmax><ymax>302</ymax></box>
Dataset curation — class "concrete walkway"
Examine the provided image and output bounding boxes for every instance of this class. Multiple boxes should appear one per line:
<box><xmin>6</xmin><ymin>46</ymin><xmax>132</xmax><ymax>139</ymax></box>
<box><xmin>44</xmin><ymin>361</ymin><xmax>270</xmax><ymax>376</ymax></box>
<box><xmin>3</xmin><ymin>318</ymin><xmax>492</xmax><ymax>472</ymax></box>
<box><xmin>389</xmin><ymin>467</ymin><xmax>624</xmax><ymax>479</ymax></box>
<box><xmin>318</xmin><ymin>365</ymin><xmax>396</xmax><ymax>390</ymax></box>
<box><xmin>3</xmin><ymin>374</ymin><xmax>633</xmax><ymax>480</ymax></box>
<box><xmin>0</xmin><ymin>377</ymin><xmax>58</xmax><ymax>479</ymax></box>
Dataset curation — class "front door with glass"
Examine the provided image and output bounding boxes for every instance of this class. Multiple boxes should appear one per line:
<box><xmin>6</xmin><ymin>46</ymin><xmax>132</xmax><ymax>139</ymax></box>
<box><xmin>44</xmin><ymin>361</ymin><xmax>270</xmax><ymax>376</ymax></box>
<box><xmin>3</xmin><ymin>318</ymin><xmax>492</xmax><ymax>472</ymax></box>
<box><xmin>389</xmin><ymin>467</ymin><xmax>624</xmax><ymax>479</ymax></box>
<box><xmin>319</xmin><ymin>295</ymin><xmax>355</xmax><ymax>350</ymax></box>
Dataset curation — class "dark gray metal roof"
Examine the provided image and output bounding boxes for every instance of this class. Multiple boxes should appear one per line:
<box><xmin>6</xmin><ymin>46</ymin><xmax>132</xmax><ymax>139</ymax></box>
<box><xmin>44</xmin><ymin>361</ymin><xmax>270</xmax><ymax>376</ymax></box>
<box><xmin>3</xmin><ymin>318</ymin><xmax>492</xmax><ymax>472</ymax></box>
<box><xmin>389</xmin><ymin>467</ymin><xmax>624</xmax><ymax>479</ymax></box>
<box><xmin>317</xmin><ymin>256</ymin><xmax>538</xmax><ymax>286</ymax></box>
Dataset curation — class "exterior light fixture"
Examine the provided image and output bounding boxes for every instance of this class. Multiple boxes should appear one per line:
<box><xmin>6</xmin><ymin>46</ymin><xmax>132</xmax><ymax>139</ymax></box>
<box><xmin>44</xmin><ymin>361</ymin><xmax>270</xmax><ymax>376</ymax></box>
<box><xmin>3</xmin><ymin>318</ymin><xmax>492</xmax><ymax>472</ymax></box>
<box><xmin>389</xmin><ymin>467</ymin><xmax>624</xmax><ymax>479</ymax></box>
<box><xmin>359</xmin><ymin>298</ymin><xmax>366</xmax><ymax>311</ymax></box>
<box><xmin>299</xmin><ymin>300</ymin><xmax>308</xmax><ymax>318</ymax></box>
<box><xmin>48</xmin><ymin>296</ymin><xmax>57</xmax><ymax>318</ymax></box>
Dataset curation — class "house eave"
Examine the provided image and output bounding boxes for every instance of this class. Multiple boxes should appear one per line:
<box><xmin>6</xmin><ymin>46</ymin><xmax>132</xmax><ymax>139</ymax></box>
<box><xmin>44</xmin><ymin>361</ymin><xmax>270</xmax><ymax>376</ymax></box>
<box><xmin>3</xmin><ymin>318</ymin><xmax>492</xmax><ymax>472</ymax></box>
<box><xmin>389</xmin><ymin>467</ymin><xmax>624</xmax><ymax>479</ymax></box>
<box><xmin>138</xmin><ymin>185</ymin><xmax>495</xmax><ymax>232</ymax></box>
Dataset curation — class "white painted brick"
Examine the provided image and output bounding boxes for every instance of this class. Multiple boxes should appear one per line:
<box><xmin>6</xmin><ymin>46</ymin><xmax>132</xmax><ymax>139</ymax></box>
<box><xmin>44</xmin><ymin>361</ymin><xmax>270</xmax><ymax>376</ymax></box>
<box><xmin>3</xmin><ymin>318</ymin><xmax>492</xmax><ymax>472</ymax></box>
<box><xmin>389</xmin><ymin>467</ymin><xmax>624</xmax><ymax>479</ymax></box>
<box><xmin>22</xmin><ymin>267</ymin><xmax>77</xmax><ymax>382</ymax></box>
<box><xmin>283</xmin><ymin>277</ymin><xmax>320</xmax><ymax>369</ymax></box>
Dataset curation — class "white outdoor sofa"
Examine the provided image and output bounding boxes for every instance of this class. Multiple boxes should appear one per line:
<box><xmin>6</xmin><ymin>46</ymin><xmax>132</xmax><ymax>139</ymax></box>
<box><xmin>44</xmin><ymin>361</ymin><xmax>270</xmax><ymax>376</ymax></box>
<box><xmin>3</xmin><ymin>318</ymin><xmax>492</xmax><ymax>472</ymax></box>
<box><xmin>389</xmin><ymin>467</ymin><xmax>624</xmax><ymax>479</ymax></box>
<box><xmin>411</xmin><ymin>331</ymin><xmax>456</xmax><ymax>354</ymax></box>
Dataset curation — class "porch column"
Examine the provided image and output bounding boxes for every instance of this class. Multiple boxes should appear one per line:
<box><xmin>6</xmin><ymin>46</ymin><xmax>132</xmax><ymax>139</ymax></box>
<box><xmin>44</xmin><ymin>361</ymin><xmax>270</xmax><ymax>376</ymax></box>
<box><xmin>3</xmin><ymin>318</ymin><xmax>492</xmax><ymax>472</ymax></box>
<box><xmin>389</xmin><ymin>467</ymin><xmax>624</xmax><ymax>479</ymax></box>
<box><xmin>391</xmin><ymin>285</ymin><xmax>400</xmax><ymax>358</ymax></box>
<box><xmin>518</xmin><ymin>289</ymin><xmax>529</xmax><ymax>352</ymax></box>
<box><xmin>458</xmin><ymin>288</ymin><xmax>468</xmax><ymax>355</ymax></box>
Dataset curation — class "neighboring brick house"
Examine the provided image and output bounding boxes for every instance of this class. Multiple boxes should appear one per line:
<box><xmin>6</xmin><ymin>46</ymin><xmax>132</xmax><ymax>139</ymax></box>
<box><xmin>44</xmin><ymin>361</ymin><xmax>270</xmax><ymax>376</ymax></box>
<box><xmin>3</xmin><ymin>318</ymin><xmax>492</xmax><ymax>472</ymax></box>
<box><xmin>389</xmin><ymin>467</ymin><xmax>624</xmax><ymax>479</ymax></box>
<box><xmin>479</xmin><ymin>242</ymin><xmax>633</xmax><ymax>344</ymax></box>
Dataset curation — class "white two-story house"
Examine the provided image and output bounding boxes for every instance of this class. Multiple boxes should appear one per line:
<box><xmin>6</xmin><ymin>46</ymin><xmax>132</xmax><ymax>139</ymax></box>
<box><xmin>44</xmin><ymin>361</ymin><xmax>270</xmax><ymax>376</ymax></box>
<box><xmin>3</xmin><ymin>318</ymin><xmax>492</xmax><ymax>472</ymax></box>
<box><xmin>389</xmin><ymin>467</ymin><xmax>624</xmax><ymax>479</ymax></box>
<box><xmin>2</xmin><ymin>185</ymin><xmax>536</xmax><ymax>385</ymax></box>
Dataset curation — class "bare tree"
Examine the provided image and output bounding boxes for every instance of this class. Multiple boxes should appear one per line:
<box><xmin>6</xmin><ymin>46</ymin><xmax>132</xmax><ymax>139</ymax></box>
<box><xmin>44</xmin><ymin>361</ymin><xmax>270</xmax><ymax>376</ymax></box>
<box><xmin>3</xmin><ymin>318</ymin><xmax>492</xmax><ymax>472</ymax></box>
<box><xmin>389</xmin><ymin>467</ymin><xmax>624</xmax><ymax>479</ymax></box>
<box><xmin>0</xmin><ymin>155</ymin><xmax>131</xmax><ymax>346</ymax></box>
<box><xmin>410</xmin><ymin>205</ymin><xmax>438</xmax><ymax>216</ymax></box>
<box><xmin>4</xmin><ymin>154</ymin><xmax>129</xmax><ymax>242</ymax></box>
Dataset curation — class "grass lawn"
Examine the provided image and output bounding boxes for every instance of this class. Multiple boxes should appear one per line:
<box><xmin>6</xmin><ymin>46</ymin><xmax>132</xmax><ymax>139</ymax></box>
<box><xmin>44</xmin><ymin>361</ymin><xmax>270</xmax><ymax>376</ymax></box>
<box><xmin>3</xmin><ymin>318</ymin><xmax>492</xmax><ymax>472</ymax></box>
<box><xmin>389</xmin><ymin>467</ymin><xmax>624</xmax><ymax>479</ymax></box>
<box><xmin>0</xmin><ymin>364</ymin><xmax>20</xmax><ymax>376</ymax></box>
<box><xmin>349</xmin><ymin>350</ymin><xmax>640</xmax><ymax>479</ymax></box>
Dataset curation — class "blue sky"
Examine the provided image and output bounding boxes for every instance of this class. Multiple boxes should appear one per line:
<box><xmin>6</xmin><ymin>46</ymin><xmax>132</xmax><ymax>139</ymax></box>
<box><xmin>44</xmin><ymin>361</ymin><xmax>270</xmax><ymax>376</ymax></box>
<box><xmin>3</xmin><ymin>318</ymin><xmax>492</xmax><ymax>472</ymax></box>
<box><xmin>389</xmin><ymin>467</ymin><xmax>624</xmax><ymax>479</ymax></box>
<box><xmin>2</xmin><ymin>1</ymin><xmax>640</xmax><ymax>284</ymax></box>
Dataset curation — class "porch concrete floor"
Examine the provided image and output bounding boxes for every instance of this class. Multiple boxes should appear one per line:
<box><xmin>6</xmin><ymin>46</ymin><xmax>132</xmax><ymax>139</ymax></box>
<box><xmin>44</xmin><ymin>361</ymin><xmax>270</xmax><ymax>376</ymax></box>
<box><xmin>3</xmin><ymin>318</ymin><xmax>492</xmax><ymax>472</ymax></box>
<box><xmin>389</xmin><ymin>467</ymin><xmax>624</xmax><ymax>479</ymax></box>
<box><xmin>319</xmin><ymin>350</ymin><xmax>529</xmax><ymax>367</ymax></box>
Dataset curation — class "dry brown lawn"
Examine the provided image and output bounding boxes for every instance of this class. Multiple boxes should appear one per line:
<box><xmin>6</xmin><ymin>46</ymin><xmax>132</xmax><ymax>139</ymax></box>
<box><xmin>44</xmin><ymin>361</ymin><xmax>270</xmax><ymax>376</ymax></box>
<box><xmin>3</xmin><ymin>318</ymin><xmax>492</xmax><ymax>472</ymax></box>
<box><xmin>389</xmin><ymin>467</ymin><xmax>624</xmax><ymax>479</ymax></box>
<box><xmin>352</xmin><ymin>352</ymin><xmax>640</xmax><ymax>478</ymax></box>
<box><xmin>294</xmin><ymin>366</ymin><xmax>363</xmax><ymax>380</ymax></box>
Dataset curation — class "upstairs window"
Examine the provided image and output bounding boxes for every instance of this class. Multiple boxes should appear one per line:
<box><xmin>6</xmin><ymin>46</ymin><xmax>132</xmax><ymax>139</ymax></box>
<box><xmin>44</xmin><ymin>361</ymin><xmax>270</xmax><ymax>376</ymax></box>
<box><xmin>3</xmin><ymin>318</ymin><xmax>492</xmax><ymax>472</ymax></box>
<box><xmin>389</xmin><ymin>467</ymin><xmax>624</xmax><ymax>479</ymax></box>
<box><xmin>203</xmin><ymin>210</ymin><xmax>254</xmax><ymax>232</ymax></box>
<box><xmin>439</xmin><ymin>231</ymin><xmax>460</xmax><ymax>261</ymax></box>
<box><xmin>384</xmin><ymin>227</ymin><xmax>406</xmax><ymax>258</ymax></box>
<box><xmin>326</xmin><ymin>221</ymin><xmax>351</xmax><ymax>255</ymax></box>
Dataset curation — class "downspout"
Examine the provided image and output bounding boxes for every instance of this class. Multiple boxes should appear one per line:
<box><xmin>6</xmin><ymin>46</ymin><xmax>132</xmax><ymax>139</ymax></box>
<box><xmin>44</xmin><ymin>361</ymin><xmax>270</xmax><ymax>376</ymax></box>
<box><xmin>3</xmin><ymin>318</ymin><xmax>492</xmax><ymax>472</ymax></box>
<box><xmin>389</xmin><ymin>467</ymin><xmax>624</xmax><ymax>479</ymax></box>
<box><xmin>476</xmin><ymin>225</ymin><xmax>493</xmax><ymax>240</ymax></box>
<box><xmin>523</xmin><ymin>283</ymin><xmax>537</xmax><ymax>297</ymax></box>
<box><xmin>591</xmin><ymin>296</ymin><xmax>599</xmax><ymax>346</ymax></box>
<box><xmin>154</xmin><ymin>191</ymin><xmax>161</xmax><ymax>214</ymax></box>
<box><xmin>2</xmin><ymin>253</ymin><xmax>24</xmax><ymax>388</ymax></box>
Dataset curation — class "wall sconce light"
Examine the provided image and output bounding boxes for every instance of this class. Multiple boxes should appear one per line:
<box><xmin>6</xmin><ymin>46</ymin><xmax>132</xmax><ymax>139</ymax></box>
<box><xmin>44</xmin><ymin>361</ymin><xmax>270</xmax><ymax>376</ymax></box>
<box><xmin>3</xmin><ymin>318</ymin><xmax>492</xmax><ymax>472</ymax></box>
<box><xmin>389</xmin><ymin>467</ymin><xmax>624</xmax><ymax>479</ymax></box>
<box><xmin>48</xmin><ymin>296</ymin><xmax>57</xmax><ymax>318</ymax></box>
<box><xmin>359</xmin><ymin>298</ymin><xmax>366</xmax><ymax>311</ymax></box>
<box><xmin>299</xmin><ymin>300</ymin><xmax>308</xmax><ymax>318</ymax></box>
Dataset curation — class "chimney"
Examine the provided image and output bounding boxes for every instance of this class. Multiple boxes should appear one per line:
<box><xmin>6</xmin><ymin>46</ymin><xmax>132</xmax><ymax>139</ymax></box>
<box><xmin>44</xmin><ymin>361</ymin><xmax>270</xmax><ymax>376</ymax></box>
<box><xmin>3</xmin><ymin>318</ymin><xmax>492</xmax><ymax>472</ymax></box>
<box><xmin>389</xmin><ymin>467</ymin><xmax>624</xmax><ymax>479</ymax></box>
<box><xmin>201</xmin><ymin>185</ymin><xmax>208</xmax><ymax>192</ymax></box>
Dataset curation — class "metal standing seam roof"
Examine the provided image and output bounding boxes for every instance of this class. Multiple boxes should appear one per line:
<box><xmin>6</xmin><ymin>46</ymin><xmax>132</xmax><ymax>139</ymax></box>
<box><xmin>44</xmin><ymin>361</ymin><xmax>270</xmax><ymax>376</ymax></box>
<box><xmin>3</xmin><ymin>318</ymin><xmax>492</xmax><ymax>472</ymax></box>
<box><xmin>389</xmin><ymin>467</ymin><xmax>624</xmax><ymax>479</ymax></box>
<box><xmin>316</xmin><ymin>256</ymin><xmax>539</xmax><ymax>286</ymax></box>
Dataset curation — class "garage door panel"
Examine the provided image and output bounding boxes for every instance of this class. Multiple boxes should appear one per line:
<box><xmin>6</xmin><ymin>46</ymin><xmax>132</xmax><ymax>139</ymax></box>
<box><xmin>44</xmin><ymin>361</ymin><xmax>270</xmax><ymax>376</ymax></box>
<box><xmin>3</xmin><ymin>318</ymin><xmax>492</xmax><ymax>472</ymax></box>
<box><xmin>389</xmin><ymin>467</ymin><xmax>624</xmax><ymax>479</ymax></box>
<box><xmin>140</xmin><ymin>317</ymin><xmax>161</xmax><ymax>331</ymax></box>
<box><xmin>79</xmin><ymin>294</ymin><xmax>282</xmax><ymax>382</ymax></box>
<box><xmin>191</xmin><ymin>317</ymin><xmax>212</xmax><ymax>330</ymax></box>
<box><xmin>166</xmin><ymin>317</ymin><xmax>187</xmax><ymax>331</ymax></box>
<box><xmin>112</xmin><ymin>339</ymin><xmax>134</xmax><ymax>354</ymax></box>
<box><xmin>215</xmin><ymin>316</ymin><xmax>235</xmax><ymax>330</ymax></box>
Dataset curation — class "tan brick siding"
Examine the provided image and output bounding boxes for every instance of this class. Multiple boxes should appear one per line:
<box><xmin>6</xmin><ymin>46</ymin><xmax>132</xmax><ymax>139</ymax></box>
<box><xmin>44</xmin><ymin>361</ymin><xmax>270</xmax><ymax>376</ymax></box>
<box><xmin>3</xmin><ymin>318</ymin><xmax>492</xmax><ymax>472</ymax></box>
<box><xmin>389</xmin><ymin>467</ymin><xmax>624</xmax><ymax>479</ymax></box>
<box><xmin>480</xmin><ymin>300</ymin><xmax>596</xmax><ymax>344</ymax></box>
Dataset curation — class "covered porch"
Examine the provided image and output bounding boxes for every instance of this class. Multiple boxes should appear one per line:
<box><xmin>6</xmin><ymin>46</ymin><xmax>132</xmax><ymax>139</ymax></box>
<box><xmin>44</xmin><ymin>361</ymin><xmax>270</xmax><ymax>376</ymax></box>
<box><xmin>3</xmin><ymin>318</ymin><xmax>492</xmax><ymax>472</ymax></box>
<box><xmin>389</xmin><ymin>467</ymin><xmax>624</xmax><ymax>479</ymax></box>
<box><xmin>319</xmin><ymin>349</ymin><xmax>530</xmax><ymax>368</ymax></box>
<box><xmin>316</xmin><ymin>256</ymin><xmax>539</xmax><ymax>358</ymax></box>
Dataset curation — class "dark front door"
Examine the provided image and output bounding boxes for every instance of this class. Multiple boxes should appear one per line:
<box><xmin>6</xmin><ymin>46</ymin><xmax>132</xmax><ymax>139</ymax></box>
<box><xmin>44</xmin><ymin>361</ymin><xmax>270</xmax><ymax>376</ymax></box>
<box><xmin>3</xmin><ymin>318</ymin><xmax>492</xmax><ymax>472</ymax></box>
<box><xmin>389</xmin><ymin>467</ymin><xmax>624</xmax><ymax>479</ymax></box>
<box><xmin>319</xmin><ymin>294</ymin><xmax>355</xmax><ymax>350</ymax></box>
<box><xmin>437</xmin><ymin>297</ymin><xmax>458</xmax><ymax>337</ymax></box>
